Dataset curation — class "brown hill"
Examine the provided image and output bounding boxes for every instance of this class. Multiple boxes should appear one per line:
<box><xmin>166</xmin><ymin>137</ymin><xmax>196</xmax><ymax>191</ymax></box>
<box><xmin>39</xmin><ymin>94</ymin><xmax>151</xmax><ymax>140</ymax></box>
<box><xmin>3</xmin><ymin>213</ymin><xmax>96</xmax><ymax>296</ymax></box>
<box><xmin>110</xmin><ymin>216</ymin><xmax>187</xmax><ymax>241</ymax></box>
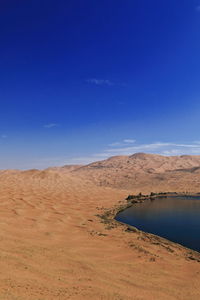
<box><xmin>70</xmin><ymin>153</ymin><xmax>200</xmax><ymax>191</ymax></box>
<box><xmin>76</xmin><ymin>153</ymin><xmax>200</xmax><ymax>173</ymax></box>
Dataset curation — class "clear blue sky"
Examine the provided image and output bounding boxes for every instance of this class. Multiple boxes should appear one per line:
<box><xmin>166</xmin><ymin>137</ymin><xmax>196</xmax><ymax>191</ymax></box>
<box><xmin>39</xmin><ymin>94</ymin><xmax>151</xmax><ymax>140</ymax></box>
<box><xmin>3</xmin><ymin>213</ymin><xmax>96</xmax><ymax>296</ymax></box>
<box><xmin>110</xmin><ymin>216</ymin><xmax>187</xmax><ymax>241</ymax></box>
<box><xmin>1</xmin><ymin>0</ymin><xmax>200</xmax><ymax>169</ymax></box>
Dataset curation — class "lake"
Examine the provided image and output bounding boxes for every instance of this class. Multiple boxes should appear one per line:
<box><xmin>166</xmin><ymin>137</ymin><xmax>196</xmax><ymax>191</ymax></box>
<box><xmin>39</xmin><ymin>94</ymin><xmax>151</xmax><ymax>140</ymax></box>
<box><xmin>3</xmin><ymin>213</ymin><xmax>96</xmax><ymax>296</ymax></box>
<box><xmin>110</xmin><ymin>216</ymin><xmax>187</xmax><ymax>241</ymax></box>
<box><xmin>115</xmin><ymin>196</ymin><xmax>200</xmax><ymax>252</ymax></box>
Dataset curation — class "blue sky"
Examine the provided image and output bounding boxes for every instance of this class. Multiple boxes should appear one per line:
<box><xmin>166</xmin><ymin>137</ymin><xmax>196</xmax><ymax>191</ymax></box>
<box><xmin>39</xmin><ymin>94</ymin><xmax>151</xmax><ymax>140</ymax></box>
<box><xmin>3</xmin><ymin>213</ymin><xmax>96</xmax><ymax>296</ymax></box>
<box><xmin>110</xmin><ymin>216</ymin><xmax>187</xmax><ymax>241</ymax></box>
<box><xmin>1</xmin><ymin>0</ymin><xmax>200</xmax><ymax>169</ymax></box>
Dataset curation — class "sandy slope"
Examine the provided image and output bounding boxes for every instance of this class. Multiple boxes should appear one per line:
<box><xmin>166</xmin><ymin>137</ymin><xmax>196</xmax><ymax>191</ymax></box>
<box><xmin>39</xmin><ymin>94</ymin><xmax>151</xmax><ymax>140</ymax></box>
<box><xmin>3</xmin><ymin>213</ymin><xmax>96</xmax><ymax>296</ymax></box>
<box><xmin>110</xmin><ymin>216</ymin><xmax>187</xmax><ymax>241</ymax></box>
<box><xmin>0</xmin><ymin>154</ymin><xmax>199</xmax><ymax>299</ymax></box>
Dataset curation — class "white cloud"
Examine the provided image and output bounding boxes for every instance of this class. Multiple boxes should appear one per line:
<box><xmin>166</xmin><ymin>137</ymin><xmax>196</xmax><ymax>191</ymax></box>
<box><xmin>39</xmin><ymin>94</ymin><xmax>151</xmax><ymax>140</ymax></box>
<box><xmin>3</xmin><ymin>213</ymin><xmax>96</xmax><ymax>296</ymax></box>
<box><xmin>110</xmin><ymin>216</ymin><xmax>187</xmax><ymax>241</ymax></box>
<box><xmin>104</xmin><ymin>142</ymin><xmax>200</xmax><ymax>157</ymax></box>
<box><xmin>108</xmin><ymin>142</ymin><xmax>121</xmax><ymax>147</ymax></box>
<box><xmin>31</xmin><ymin>155</ymin><xmax>105</xmax><ymax>168</ymax></box>
<box><xmin>44</xmin><ymin>123</ymin><xmax>59</xmax><ymax>129</ymax></box>
<box><xmin>105</xmin><ymin>142</ymin><xmax>168</xmax><ymax>154</ymax></box>
<box><xmin>108</xmin><ymin>139</ymin><xmax>136</xmax><ymax>147</ymax></box>
<box><xmin>161</xmin><ymin>149</ymin><xmax>185</xmax><ymax>156</ymax></box>
<box><xmin>1</xmin><ymin>135</ymin><xmax>7</xmax><ymax>138</ymax></box>
<box><xmin>86</xmin><ymin>78</ymin><xmax>114</xmax><ymax>86</ymax></box>
<box><xmin>57</xmin><ymin>141</ymin><xmax>200</xmax><ymax>167</ymax></box>
<box><xmin>123</xmin><ymin>139</ymin><xmax>135</xmax><ymax>144</ymax></box>
<box><xmin>17</xmin><ymin>141</ymin><xmax>200</xmax><ymax>170</ymax></box>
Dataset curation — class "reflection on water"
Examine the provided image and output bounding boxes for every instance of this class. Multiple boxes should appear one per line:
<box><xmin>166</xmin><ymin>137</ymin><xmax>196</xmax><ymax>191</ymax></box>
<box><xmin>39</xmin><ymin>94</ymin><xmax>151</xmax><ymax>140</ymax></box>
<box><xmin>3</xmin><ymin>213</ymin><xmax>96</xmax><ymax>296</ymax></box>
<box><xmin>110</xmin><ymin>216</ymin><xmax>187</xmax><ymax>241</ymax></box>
<box><xmin>115</xmin><ymin>196</ymin><xmax>200</xmax><ymax>252</ymax></box>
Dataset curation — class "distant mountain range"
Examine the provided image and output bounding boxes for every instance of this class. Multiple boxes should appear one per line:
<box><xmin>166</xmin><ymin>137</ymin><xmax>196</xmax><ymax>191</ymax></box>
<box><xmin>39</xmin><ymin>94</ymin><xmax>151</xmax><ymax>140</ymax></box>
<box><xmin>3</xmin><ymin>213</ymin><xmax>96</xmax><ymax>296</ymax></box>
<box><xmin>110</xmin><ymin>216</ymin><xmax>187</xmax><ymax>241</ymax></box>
<box><xmin>2</xmin><ymin>153</ymin><xmax>200</xmax><ymax>193</ymax></box>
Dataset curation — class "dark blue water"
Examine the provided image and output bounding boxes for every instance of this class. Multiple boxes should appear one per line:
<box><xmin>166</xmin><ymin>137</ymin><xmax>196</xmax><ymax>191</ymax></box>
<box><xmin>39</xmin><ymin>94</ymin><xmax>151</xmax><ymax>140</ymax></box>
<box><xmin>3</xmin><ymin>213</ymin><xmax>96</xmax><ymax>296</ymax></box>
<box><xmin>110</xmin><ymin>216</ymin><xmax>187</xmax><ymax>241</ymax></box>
<box><xmin>115</xmin><ymin>196</ymin><xmax>200</xmax><ymax>252</ymax></box>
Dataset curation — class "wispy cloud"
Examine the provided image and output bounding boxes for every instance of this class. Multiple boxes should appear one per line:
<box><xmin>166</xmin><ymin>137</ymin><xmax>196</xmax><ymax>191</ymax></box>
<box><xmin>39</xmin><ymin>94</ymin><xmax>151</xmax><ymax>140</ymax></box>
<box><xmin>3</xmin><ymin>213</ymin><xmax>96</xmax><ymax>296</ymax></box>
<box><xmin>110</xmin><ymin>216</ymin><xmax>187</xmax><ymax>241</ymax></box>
<box><xmin>44</xmin><ymin>123</ymin><xmax>59</xmax><ymax>129</ymax></box>
<box><xmin>123</xmin><ymin>139</ymin><xmax>135</xmax><ymax>144</ymax></box>
<box><xmin>86</xmin><ymin>78</ymin><xmax>114</xmax><ymax>86</ymax></box>
<box><xmin>196</xmin><ymin>5</ymin><xmax>200</xmax><ymax>11</ymax></box>
<box><xmin>108</xmin><ymin>139</ymin><xmax>136</xmax><ymax>147</ymax></box>
<box><xmin>1</xmin><ymin>134</ymin><xmax>7</xmax><ymax>139</ymax></box>
<box><xmin>63</xmin><ymin>141</ymin><xmax>200</xmax><ymax>166</ymax></box>
<box><xmin>105</xmin><ymin>141</ymin><xmax>200</xmax><ymax>156</ymax></box>
<box><xmin>22</xmin><ymin>141</ymin><xmax>200</xmax><ymax>169</ymax></box>
<box><xmin>27</xmin><ymin>154</ymin><xmax>110</xmax><ymax>169</ymax></box>
<box><xmin>108</xmin><ymin>142</ymin><xmax>121</xmax><ymax>147</ymax></box>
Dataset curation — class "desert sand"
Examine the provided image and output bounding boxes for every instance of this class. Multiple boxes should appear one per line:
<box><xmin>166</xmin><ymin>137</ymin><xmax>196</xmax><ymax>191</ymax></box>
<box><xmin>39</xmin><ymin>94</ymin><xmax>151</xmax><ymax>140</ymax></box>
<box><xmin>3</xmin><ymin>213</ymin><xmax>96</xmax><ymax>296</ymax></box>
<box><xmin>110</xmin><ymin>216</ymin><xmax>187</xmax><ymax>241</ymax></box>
<box><xmin>0</xmin><ymin>153</ymin><xmax>200</xmax><ymax>299</ymax></box>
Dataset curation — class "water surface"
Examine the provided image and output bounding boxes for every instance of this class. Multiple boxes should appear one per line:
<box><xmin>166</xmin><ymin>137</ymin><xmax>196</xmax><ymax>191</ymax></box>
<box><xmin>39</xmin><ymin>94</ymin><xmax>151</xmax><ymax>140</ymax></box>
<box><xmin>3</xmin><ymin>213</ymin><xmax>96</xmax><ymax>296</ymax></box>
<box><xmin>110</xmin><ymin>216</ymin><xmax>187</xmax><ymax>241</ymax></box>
<box><xmin>115</xmin><ymin>196</ymin><xmax>200</xmax><ymax>252</ymax></box>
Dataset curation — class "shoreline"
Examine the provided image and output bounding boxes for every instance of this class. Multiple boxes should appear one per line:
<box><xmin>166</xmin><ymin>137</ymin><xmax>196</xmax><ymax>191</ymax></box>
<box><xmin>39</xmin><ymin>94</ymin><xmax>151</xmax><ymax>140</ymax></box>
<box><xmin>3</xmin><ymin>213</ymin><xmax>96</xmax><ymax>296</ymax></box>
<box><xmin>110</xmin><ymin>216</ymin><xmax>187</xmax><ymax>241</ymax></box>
<box><xmin>97</xmin><ymin>192</ymin><xmax>200</xmax><ymax>262</ymax></box>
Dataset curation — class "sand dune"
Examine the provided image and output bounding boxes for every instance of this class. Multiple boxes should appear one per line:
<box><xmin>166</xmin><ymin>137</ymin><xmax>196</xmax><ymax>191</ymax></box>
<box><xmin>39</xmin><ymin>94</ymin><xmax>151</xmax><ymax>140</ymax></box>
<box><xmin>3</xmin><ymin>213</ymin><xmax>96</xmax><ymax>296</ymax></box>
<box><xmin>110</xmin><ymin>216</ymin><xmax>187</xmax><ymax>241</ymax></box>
<box><xmin>0</xmin><ymin>154</ymin><xmax>199</xmax><ymax>299</ymax></box>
